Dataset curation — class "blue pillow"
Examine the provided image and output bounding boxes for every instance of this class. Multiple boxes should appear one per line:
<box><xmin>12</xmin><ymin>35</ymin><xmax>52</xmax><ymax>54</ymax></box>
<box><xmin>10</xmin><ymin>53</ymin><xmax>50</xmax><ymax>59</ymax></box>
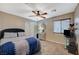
<box><xmin>26</xmin><ymin>37</ymin><xmax>38</xmax><ymax>54</ymax></box>
<box><xmin>0</xmin><ymin>42</ymin><xmax>15</xmax><ymax>55</ymax></box>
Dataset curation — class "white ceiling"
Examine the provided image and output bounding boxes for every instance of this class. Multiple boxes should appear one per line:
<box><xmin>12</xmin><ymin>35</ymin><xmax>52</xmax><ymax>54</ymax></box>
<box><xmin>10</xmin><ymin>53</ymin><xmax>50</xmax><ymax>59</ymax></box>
<box><xmin>0</xmin><ymin>3</ymin><xmax>78</xmax><ymax>21</ymax></box>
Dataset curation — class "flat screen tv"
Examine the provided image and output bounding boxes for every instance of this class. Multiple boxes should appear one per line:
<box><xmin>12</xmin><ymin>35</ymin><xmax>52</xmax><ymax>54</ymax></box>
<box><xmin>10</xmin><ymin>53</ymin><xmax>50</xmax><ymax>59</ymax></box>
<box><xmin>64</xmin><ymin>30</ymin><xmax>70</xmax><ymax>37</ymax></box>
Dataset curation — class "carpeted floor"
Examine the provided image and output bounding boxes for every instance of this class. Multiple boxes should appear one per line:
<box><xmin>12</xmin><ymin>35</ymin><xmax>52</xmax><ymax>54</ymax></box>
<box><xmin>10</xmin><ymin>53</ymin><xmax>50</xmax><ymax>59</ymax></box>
<box><xmin>36</xmin><ymin>40</ymin><xmax>72</xmax><ymax>55</ymax></box>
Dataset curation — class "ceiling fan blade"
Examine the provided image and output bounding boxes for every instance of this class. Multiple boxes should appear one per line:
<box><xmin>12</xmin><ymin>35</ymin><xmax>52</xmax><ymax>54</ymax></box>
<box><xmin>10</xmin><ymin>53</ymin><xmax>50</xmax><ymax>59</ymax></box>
<box><xmin>32</xmin><ymin>11</ymin><xmax>37</xmax><ymax>14</ymax></box>
<box><xmin>40</xmin><ymin>15</ymin><xmax>46</xmax><ymax>19</ymax></box>
<box><xmin>41</xmin><ymin>12</ymin><xmax>47</xmax><ymax>15</ymax></box>
<box><xmin>29</xmin><ymin>15</ymin><xmax>36</xmax><ymax>17</ymax></box>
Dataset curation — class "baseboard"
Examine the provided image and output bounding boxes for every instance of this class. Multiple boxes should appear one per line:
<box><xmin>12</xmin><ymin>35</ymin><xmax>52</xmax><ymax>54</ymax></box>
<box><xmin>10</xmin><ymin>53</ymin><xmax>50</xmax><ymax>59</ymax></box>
<box><xmin>44</xmin><ymin>40</ymin><xmax>64</xmax><ymax>45</ymax></box>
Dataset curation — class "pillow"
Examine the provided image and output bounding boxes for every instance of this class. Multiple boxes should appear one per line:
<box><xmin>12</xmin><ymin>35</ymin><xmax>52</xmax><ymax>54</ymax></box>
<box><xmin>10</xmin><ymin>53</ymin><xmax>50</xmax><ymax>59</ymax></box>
<box><xmin>18</xmin><ymin>32</ymin><xmax>25</xmax><ymax>37</ymax></box>
<box><xmin>4</xmin><ymin>32</ymin><xmax>17</xmax><ymax>38</ymax></box>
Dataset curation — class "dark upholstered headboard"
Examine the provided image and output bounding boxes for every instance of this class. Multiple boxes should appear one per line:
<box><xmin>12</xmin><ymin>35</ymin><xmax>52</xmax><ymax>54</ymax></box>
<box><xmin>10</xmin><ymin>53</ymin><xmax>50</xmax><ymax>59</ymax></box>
<box><xmin>0</xmin><ymin>28</ymin><xmax>25</xmax><ymax>39</ymax></box>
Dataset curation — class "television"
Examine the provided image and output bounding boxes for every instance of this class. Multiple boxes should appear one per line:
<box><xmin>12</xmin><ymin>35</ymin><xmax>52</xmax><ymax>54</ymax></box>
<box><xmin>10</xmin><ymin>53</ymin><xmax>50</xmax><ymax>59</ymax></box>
<box><xmin>64</xmin><ymin>30</ymin><xmax>70</xmax><ymax>37</ymax></box>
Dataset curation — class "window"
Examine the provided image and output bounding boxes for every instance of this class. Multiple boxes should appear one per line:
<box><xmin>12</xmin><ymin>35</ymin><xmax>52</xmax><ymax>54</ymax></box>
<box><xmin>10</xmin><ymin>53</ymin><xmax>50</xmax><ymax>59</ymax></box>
<box><xmin>54</xmin><ymin>19</ymin><xmax>70</xmax><ymax>33</ymax></box>
<box><xmin>54</xmin><ymin>21</ymin><xmax>61</xmax><ymax>33</ymax></box>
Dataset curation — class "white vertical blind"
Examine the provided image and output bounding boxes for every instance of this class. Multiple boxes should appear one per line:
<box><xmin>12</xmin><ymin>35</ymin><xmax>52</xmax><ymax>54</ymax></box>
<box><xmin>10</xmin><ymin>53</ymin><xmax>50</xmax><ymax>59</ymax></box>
<box><xmin>61</xmin><ymin>20</ymin><xmax>69</xmax><ymax>33</ymax></box>
<box><xmin>54</xmin><ymin>21</ymin><xmax>61</xmax><ymax>33</ymax></box>
<box><xmin>54</xmin><ymin>19</ymin><xmax>70</xmax><ymax>33</ymax></box>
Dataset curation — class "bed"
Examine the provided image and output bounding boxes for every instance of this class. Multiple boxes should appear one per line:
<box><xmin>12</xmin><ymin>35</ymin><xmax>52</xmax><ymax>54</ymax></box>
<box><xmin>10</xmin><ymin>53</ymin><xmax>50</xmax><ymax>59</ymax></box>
<box><xmin>0</xmin><ymin>28</ymin><xmax>41</xmax><ymax>55</ymax></box>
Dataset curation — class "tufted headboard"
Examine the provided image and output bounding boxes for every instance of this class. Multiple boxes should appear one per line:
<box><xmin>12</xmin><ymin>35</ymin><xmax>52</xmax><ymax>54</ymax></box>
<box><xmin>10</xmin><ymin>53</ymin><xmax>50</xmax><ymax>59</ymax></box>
<box><xmin>0</xmin><ymin>28</ymin><xmax>25</xmax><ymax>39</ymax></box>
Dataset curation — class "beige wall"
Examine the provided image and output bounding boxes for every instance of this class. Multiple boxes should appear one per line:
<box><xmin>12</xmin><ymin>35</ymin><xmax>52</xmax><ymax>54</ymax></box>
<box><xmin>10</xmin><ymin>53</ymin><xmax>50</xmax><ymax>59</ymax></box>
<box><xmin>39</xmin><ymin>12</ymin><xmax>74</xmax><ymax>44</ymax></box>
<box><xmin>0</xmin><ymin>11</ymin><xmax>37</xmax><ymax>36</ymax></box>
<box><xmin>0</xmin><ymin>11</ymin><xmax>27</xmax><ymax>30</ymax></box>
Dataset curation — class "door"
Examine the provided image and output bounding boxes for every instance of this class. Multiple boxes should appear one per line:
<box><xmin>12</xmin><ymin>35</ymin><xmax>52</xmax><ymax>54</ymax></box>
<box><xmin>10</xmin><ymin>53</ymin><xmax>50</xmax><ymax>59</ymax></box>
<box><xmin>38</xmin><ymin>23</ymin><xmax>46</xmax><ymax>40</ymax></box>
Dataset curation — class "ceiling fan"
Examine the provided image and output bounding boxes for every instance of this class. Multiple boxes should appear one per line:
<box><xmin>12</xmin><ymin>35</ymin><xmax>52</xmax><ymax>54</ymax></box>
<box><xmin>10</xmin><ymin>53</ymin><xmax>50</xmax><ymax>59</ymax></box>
<box><xmin>29</xmin><ymin>10</ymin><xmax>48</xmax><ymax>19</ymax></box>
